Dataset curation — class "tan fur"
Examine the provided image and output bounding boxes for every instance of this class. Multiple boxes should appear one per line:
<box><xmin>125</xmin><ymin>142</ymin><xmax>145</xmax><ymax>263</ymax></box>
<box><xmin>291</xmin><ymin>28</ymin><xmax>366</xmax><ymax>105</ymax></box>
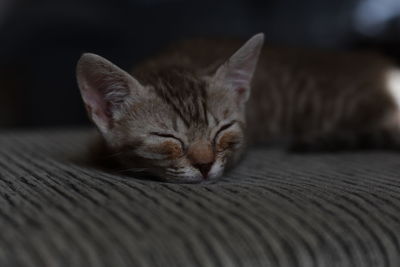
<box><xmin>159</xmin><ymin>140</ymin><xmax>183</xmax><ymax>159</ymax></box>
<box><xmin>217</xmin><ymin>132</ymin><xmax>240</xmax><ymax>152</ymax></box>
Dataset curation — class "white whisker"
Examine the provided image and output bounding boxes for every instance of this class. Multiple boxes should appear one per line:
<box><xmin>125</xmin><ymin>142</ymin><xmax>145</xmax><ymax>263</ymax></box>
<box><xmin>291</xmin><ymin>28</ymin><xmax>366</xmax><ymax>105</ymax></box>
<box><xmin>166</xmin><ymin>168</ymin><xmax>184</xmax><ymax>174</ymax></box>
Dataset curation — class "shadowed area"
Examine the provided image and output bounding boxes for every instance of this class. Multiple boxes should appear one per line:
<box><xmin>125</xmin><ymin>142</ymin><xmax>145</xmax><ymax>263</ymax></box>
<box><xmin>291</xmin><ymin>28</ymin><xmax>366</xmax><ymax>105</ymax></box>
<box><xmin>1</xmin><ymin>0</ymin><xmax>400</xmax><ymax>128</ymax></box>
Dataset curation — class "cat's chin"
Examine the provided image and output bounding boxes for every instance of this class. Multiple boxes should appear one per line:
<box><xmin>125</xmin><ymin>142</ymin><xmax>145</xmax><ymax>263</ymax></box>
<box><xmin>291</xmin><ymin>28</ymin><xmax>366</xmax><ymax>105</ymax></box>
<box><xmin>160</xmin><ymin>173</ymin><xmax>222</xmax><ymax>184</ymax></box>
<box><xmin>163</xmin><ymin>176</ymin><xmax>210</xmax><ymax>184</ymax></box>
<box><xmin>165</xmin><ymin>178</ymin><xmax>220</xmax><ymax>184</ymax></box>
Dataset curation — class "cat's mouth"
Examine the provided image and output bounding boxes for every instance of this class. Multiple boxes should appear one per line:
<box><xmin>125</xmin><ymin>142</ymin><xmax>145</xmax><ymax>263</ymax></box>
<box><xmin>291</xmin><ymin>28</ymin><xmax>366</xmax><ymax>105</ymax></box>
<box><xmin>150</xmin><ymin>168</ymin><xmax>224</xmax><ymax>184</ymax></box>
<box><xmin>161</xmin><ymin>162</ymin><xmax>226</xmax><ymax>183</ymax></box>
<box><xmin>111</xmin><ymin>144</ymin><xmax>229</xmax><ymax>183</ymax></box>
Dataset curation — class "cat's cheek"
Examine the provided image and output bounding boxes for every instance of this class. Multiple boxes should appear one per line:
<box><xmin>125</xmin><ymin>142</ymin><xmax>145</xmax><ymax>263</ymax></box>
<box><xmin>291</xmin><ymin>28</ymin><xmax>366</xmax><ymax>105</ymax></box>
<box><xmin>208</xmin><ymin>160</ymin><xmax>225</xmax><ymax>180</ymax></box>
<box><xmin>216</xmin><ymin>133</ymin><xmax>242</xmax><ymax>152</ymax></box>
<box><xmin>164</xmin><ymin>166</ymin><xmax>205</xmax><ymax>183</ymax></box>
<box><xmin>216</xmin><ymin>142</ymin><xmax>244</xmax><ymax>173</ymax></box>
<box><xmin>134</xmin><ymin>141</ymin><xmax>183</xmax><ymax>161</ymax></box>
<box><xmin>158</xmin><ymin>141</ymin><xmax>184</xmax><ymax>160</ymax></box>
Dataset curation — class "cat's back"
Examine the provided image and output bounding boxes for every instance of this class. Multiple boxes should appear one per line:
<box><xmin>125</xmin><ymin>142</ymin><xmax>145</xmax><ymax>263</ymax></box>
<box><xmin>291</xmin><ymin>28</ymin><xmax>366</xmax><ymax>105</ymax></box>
<box><xmin>135</xmin><ymin>37</ymin><xmax>393</xmax><ymax>78</ymax></box>
<box><xmin>134</xmin><ymin>37</ymin><xmax>399</xmax><ymax>143</ymax></box>
<box><xmin>247</xmin><ymin>45</ymin><xmax>396</xmax><ymax>142</ymax></box>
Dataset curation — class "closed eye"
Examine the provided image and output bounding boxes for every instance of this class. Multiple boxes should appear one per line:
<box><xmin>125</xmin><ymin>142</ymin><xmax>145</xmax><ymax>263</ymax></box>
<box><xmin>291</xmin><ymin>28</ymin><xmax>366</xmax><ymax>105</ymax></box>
<box><xmin>150</xmin><ymin>132</ymin><xmax>185</xmax><ymax>149</ymax></box>
<box><xmin>213</xmin><ymin>120</ymin><xmax>236</xmax><ymax>144</ymax></box>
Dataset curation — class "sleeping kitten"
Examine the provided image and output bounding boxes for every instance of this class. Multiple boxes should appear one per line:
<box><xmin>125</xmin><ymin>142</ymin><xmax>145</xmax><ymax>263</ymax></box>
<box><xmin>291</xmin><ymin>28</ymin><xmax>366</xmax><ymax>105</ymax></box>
<box><xmin>76</xmin><ymin>33</ymin><xmax>400</xmax><ymax>183</ymax></box>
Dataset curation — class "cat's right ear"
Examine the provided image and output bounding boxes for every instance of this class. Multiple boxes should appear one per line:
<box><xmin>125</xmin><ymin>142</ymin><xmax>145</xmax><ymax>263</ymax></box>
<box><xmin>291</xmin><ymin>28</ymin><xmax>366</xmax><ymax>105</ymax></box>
<box><xmin>76</xmin><ymin>53</ymin><xmax>144</xmax><ymax>133</ymax></box>
<box><xmin>213</xmin><ymin>33</ymin><xmax>264</xmax><ymax>106</ymax></box>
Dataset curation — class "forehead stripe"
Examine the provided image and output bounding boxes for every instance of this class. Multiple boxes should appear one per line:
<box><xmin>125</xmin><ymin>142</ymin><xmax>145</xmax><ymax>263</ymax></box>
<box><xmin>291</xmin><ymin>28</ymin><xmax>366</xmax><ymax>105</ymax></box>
<box><xmin>151</xmin><ymin>67</ymin><xmax>208</xmax><ymax>126</ymax></box>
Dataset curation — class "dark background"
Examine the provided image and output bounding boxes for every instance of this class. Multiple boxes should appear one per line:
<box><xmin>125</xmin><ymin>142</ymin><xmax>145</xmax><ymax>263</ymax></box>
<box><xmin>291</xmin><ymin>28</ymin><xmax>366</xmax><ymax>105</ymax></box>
<box><xmin>1</xmin><ymin>0</ymin><xmax>400</xmax><ymax>129</ymax></box>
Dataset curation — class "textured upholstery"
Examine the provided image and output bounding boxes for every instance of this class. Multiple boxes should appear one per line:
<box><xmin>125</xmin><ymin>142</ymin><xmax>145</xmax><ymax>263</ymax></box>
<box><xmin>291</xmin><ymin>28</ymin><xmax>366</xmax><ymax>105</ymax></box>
<box><xmin>0</xmin><ymin>129</ymin><xmax>399</xmax><ymax>267</ymax></box>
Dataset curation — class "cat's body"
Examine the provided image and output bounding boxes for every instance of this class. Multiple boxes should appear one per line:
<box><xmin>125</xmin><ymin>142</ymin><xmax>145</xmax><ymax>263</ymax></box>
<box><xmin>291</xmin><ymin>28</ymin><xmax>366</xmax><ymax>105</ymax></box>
<box><xmin>135</xmin><ymin>39</ymin><xmax>399</xmax><ymax>148</ymax></box>
<box><xmin>77</xmin><ymin>33</ymin><xmax>400</xmax><ymax>183</ymax></box>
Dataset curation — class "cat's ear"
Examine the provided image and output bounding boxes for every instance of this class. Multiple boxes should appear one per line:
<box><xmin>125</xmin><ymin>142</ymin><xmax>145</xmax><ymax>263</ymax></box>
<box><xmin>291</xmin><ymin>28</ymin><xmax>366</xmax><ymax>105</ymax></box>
<box><xmin>76</xmin><ymin>53</ymin><xmax>144</xmax><ymax>133</ymax></box>
<box><xmin>213</xmin><ymin>33</ymin><xmax>264</xmax><ymax>105</ymax></box>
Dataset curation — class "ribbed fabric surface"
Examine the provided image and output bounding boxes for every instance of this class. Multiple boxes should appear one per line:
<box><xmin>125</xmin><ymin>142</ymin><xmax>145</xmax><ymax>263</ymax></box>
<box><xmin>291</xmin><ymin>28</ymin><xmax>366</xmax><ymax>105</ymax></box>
<box><xmin>0</xmin><ymin>129</ymin><xmax>399</xmax><ymax>267</ymax></box>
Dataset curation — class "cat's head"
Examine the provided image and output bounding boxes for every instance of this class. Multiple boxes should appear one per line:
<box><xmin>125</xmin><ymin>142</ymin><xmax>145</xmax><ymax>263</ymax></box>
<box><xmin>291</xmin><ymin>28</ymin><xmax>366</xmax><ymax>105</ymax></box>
<box><xmin>76</xmin><ymin>33</ymin><xmax>264</xmax><ymax>183</ymax></box>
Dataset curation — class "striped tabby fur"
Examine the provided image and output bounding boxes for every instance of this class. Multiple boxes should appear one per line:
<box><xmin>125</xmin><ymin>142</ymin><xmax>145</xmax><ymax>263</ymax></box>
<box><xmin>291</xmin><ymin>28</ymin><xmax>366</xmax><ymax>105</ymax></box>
<box><xmin>76</xmin><ymin>33</ymin><xmax>400</xmax><ymax>183</ymax></box>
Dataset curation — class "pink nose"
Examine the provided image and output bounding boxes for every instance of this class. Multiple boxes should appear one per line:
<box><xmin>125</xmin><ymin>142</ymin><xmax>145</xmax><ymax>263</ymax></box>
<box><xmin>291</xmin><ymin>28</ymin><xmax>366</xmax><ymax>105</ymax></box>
<box><xmin>193</xmin><ymin>162</ymin><xmax>213</xmax><ymax>179</ymax></box>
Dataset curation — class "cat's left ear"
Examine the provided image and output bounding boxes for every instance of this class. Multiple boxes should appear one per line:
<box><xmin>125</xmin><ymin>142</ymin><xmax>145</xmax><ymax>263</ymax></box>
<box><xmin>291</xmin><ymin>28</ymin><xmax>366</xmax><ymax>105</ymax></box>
<box><xmin>213</xmin><ymin>33</ymin><xmax>264</xmax><ymax>105</ymax></box>
<box><xmin>76</xmin><ymin>53</ymin><xmax>145</xmax><ymax>133</ymax></box>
